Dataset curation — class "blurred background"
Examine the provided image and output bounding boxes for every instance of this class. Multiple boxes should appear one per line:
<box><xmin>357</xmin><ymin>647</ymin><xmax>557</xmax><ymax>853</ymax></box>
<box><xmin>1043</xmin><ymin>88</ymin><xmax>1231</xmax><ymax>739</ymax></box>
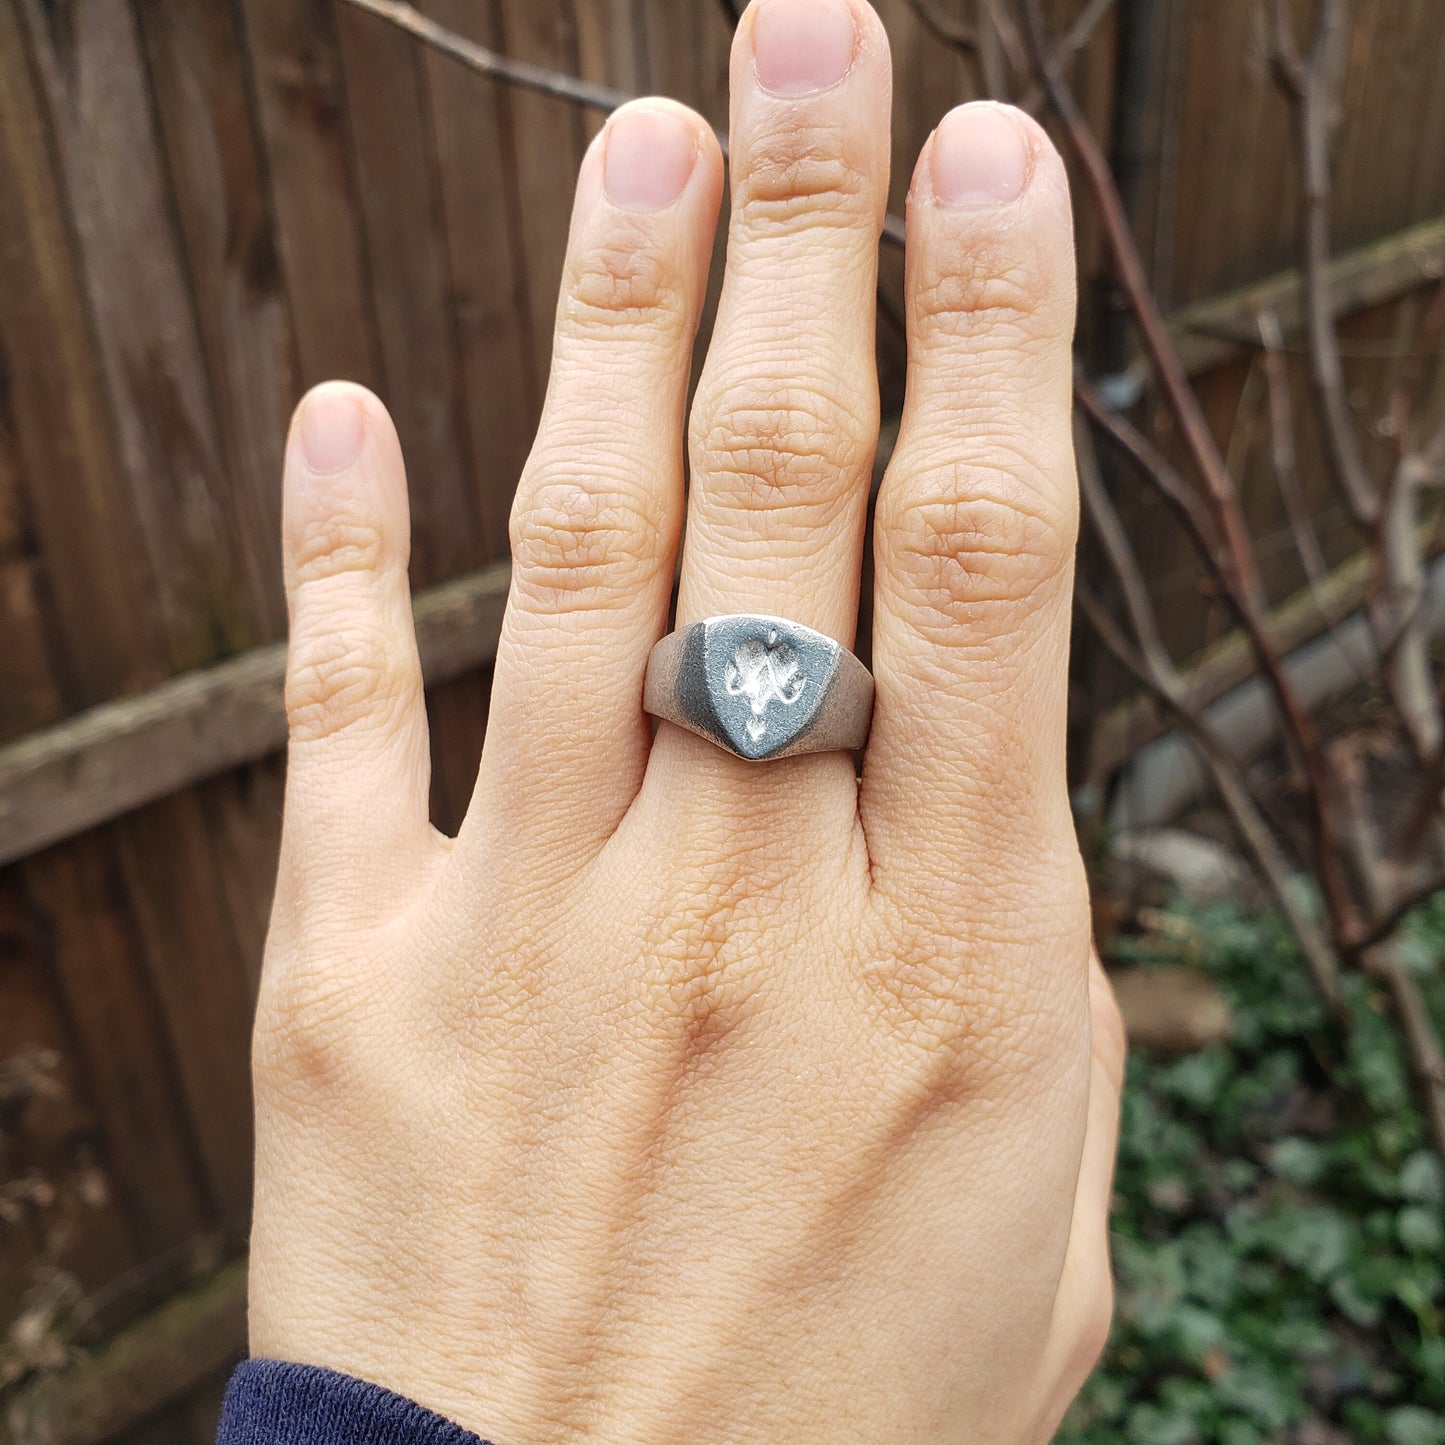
<box><xmin>1</xmin><ymin>1</ymin><xmax>1442</xmax><ymax>1442</ymax></box>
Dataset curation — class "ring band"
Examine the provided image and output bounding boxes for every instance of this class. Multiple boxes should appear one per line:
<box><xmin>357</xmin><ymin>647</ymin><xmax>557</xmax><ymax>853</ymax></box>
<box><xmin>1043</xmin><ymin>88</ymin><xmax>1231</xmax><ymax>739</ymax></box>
<box><xmin>643</xmin><ymin>614</ymin><xmax>874</xmax><ymax>762</ymax></box>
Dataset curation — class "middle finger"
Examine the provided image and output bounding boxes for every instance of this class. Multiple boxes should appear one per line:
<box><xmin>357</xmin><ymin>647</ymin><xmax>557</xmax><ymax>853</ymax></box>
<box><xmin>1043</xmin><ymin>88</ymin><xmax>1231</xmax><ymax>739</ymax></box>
<box><xmin>674</xmin><ymin>0</ymin><xmax>891</xmax><ymax>644</ymax></box>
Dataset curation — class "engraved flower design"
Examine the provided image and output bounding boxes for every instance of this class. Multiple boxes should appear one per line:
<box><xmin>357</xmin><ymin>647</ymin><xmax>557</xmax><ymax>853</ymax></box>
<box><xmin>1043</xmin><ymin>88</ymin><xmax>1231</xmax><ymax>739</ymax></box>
<box><xmin>723</xmin><ymin>630</ymin><xmax>807</xmax><ymax>742</ymax></box>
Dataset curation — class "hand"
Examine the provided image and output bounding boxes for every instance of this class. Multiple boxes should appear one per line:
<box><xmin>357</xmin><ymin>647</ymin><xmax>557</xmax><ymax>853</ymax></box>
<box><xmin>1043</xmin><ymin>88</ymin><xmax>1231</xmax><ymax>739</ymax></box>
<box><xmin>249</xmin><ymin>1</ymin><xmax>1125</xmax><ymax>1439</ymax></box>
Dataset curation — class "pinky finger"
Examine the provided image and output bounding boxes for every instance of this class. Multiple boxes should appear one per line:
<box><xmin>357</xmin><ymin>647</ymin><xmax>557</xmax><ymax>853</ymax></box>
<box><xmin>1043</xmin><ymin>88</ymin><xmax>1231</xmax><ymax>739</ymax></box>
<box><xmin>277</xmin><ymin>383</ymin><xmax>438</xmax><ymax>911</ymax></box>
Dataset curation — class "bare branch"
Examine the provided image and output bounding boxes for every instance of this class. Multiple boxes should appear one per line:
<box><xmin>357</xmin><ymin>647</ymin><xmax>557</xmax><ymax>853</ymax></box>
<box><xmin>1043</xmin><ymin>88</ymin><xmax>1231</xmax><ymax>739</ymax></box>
<box><xmin>1015</xmin><ymin>0</ymin><xmax>1118</xmax><ymax>112</ymax></box>
<box><xmin>1075</xmin><ymin>376</ymin><xmax>1356</xmax><ymax>932</ymax></box>
<box><xmin>1376</xmin><ymin>280</ymin><xmax>1445</xmax><ymax>758</ymax></box>
<box><xmin>1076</xmin><ymin>580</ymin><xmax>1342</xmax><ymax>1007</ymax></box>
<box><xmin>902</xmin><ymin>0</ymin><xmax>996</xmax><ymax>103</ymax></box>
<box><xmin>1383</xmin><ymin>278</ymin><xmax>1445</xmax><ymax>461</ymax></box>
<box><xmin>902</xmin><ymin>0</ymin><xmax>982</xmax><ymax>54</ymax></box>
<box><xmin>1019</xmin><ymin>0</ymin><xmax>1267</xmax><ymax>608</ymax></box>
<box><xmin>1075</xmin><ymin>413</ymin><xmax>1176</xmax><ymax>683</ymax></box>
<box><xmin>1381</xmin><ymin>465</ymin><xmax>1443</xmax><ymax>759</ymax></box>
<box><xmin>1370</xmin><ymin>943</ymin><xmax>1445</xmax><ymax>1159</ymax></box>
<box><xmin>1257</xmin><ymin>307</ymin><xmax>1330</xmax><ymax>589</ymax></box>
<box><xmin>1358</xmin><ymin>859</ymin><xmax>1445</xmax><ymax>957</ymax></box>
<box><xmin>905</xmin><ymin>0</ymin><xmax>1117</xmax><ymax>109</ymax></box>
<box><xmin>339</xmin><ymin>0</ymin><xmax>635</xmax><ymax>113</ymax></box>
<box><xmin>975</xmin><ymin>0</ymin><xmax>1030</xmax><ymax>78</ymax></box>
<box><xmin>1024</xmin><ymin>0</ymin><xmax>1360</xmax><ymax>945</ymax></box>
<box><xmin>1270</xmin><ymin>0</ymin><xmax>1382</xmax><ymax>527</ymax></box>
<box><xmin>1268</xmin><ymin>0</ymin><xmax>1308</xmax><ymax>98</ymax></box>
<box><xmin>1392</xmin><ymin>741</ymin><xmax>1445</xmax><ymax>873</ymax></box>
<box><xmin>1073</xmin><ymin>376</ymin><xmax>1223</xmax><ymax>567</ymax></box>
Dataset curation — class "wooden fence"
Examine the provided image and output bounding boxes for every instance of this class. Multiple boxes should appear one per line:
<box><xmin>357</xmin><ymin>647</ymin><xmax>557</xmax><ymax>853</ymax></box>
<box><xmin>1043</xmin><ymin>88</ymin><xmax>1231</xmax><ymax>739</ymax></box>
<box><xmin>0</xmin><ymin>0</ymin><xmax>1442</xmax><ymax>1440</ymax></box>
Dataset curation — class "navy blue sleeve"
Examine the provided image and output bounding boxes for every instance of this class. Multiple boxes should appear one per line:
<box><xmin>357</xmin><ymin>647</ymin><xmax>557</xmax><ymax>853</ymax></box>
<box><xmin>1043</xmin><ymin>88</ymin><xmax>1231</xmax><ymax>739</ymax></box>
<box><xmin>217</xmin><ymin>1360</ymin><xmax>495</xmax><ymax>1445</ymax></box>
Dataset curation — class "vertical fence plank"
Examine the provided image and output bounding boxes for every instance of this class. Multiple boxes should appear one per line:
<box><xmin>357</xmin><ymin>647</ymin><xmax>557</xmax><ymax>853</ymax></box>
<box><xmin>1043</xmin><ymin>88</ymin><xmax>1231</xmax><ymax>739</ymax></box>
<box><xmin>135</xmin><ymin>0</ymin><xmax>299</xmax><ymax>642</ymax></box>
<box><xmin>495</xmin><ymin>0</ymin><xmax>589</xmax><ymax>405</ymax></box>
<box><xmin>22</xmin><ymin>839</ymin><xmax>211</xmax><ymax>1272</ymax></box>
<box><xmin>16</xmin><ymin>0</ymin><xmax>255</xmax><ymax>669</ymax></box>
<box><xmin>335</xmin><ymin>0</ymin><xmax>483</xmax><ymax>583</ymax></box>
<box><xmin>12</xmin><ymin>0</ymin><xmax>279</xmax><ymax>1266</ymax></box>
<box><xmin>0</xmin><ymin>871</ymin><xmax>145</xmax><ymax>1323</ymax></box>
<box><xmin>238</xmin><ymin>0</ymin><xmax>381</xmax><ymax>389</ymax></box>
<box><xmin>0</xmin><ymin>2</ymin><xmax>167</xmax><ymax>705</ymax></box>
<box><xmin>196</xmin><ymin>760</ymin><xmax>287</xmax><ymax>997</ymax></box>
<box><xmin>0</xmin><ymin>389</ymin><xmax>64</xmax><ymax>743</ymax></box>
<box><xmin>416</xmin><ymin>0</ymin><xmax>533</xmax><ymax>557</ymax></box>
<box><xmin>113</xmin><ymin>799</ymin><xmax>256</xmax><ymax>1241</ymax></box>
<box><xmin>0</xmin><ymin>3</ymin><xmax>215</xmax><ymax>1332</ymax></box>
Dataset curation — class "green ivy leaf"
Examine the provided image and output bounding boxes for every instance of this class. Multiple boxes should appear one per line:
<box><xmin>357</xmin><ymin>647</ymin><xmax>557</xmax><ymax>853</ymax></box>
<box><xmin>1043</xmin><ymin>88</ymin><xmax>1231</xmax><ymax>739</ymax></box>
<box><xmin>1213</xmin><ymin>1364</ymin><xmax>1301</xmax><ymax>1430</ymax></box>
<box><xmin>1270</xmin><ymin>1136</ymin><xmax>1328</xmax><ymax>1185</ymax></box>
<box><xmin>1398</xmin><ymin>1206</ymin><xmax>1445</xmax><ymax>1255</ymax></box>
<box><xmin>1384</xmin><ymin>1405</ymin><xmax>1445</xmax><ymax>1445</ymax></box>
<box><xmin>1399</xmin><ymin>1152</ymin><xmax>1445</xmax><ymax>1205</ymax></box>
<box><xmin>1126</xmin><ymin>1403</ymin><xmax>1199</xmax><ymax>1445</ymax></box>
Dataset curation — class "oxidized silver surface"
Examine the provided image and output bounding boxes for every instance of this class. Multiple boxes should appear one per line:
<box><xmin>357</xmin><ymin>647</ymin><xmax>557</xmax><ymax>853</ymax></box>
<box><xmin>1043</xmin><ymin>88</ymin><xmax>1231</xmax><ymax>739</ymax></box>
<box><xmin>643</xmin><ymin>614</ymin><xmax>874</xmax><ymax>761</ymax></box>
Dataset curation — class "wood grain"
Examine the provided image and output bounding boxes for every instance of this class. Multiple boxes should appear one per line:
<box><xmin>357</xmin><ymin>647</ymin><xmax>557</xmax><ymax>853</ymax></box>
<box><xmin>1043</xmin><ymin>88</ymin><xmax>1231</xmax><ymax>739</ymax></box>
<box><xmin>0</xmin><ymin>564</ymin><xmax>511</xmax><ymax>867</ymax></box>
<box><xmin>335</xmin><ymin>0</ymin><xmax>482</xmax><ymax>583</ymax></box>
<box><xmin>136</xmin><ymin>0</ymin><xmax>299</xmax><ymax>641</ymax></box>
<box><xmin>420</xmin><ymin>0</ymin><xmax>536</xmax><ymax>557</ymax></box>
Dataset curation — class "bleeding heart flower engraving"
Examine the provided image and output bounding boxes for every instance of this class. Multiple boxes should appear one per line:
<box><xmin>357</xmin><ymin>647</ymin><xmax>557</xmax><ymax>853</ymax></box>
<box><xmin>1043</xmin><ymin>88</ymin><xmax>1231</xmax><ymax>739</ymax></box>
<box><xmin>723</xmin><ymin>629</ymin><xmax>808</xmax><ymax>742</ymax></box>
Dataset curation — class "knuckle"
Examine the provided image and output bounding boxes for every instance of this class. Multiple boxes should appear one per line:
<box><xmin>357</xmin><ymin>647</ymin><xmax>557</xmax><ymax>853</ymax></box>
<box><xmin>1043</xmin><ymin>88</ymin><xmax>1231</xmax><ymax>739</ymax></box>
<box><xmin>560</xmin><ymin>229</ymin><xmax>690</xmax><ymax>337</ymax></box>
<box><xmin>879</xmin><ymin>456</ymin><xmax>1076</xmax><ymax>630</ymax></box>
<box><xmin>733</xmin><ymin>125</ymin><xmax>874</xmax><ymax>235</ymax></box>
<box><xmin>252</xmin><ymin>955</ymin><xmax>371</xmax><ymax>1107</ymax></box>
<box><xmin>509</xmin><ymin>473</ymin><xmax>665</xmax><ymax>610</ymax></box>
<box><xmin>289</xmin><ymin>506</ymin><xmax>392</xmax><ymax>588</ymax></box>
<box><xmin>285</xmin><ymin>622</ymin><xmax>415</xmax><ymax>745</ymax></box>
<box><xmin>690</xmin><ymin>373</ymin><xmax>877</xmax><ymax>517</ymax></box>
<box><xmin>865</xmin><ymin>854</ymin><xmax>1092</xmax><ymax>1080</ymax></box>
<box><xmin>909</xmin><ymin>197</ymin><xmax>1075</xmax><ymax>348</ymax></box>
<box><xmin>912</xmin><ymin>256</ymin><xmax>1048</xmax><ymax>342</ymax></box>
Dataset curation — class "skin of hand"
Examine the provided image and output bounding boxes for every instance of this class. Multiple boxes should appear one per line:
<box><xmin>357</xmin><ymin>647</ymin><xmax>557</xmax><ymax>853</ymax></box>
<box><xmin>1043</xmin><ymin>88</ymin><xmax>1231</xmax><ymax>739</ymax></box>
<box><xmin>248</xmin><ymin>0</ymin><xmax>1126</xmax><ymax>1439</ymax></box>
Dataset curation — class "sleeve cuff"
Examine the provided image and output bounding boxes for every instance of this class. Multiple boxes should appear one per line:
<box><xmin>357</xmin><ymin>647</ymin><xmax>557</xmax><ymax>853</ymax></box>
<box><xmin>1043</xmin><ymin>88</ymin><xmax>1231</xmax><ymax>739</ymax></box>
<box><xmin>218</xmin><ymin>1359</ymin><xmax>495</xmax><ymax>1445</ymax></box>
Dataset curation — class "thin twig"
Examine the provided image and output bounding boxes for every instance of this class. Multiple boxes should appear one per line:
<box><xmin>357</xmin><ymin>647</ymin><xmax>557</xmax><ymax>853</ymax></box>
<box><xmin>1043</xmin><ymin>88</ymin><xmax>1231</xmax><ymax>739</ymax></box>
<box><xmin>1075</xmin><ymin>413</ymin><xmax>1175</xmax><ymax>682</ymax></box>
<box><xmin>1076</xmin><ymin>581</ymin><xmax>1342</xmax><ymax>1006</ymax></box>
<box><xmin>1019</xmin><ymin>0</ymin><xmax>1264</xmax><ymax>605</ymax></box>
<box><xmin>1270</xmin><ymin>0</ymin><xmax>1381</xmax><ymax>528</ymax></box>
<box><xmin>1258</xmin><ymin>307</ymin><xmax>1330</xmax><ymax>588</ymax></box>
<box><xmin>976</xmin><ymin>0</ymin><xmax>1029</xmax><ymax>77</ymax></box>
<box><xmin>1074</xmin><ymin>377</ymin><xmax>1222</xmax><ymax>565</ymax></box>
<box><xmin>1379</xmin><ymin>280</ymin><xmax>1445</xmax><ymax>759</ymax></box>
<box><xmin>1016</xmin><ymin>0</ymin><xmax>1118</xmax><ymax>112</ymax></box>
<box><xmin>902</xmin><ymin>0</ymin><xmax>1003</xmax><ymax>98</ymax></box>
<box><xmin>1352</xmin><ymin>864</ymin><xmax>1445</xmax><ymax>958</ymax></box>
<box><xmin>340</xmin><ymin>0</ymin><xmax>635</xmax><ymax>113</ymax></box>
<box><xmin>1383</xmin><ymin>278</ymin><xmax>1445</xmax><ymax>466</ymax></box>
<box><xmin>903</xmin><ymin>0</ymin><xmax>981</xmax><ymax>54</ymax></box>
<box><xmin>1023</xmin><ymin>0</ymin><xmax>1359</xmax><ymax>945</ymax></box>
<box><xmin>908</xmin><ymin>0</ymin><xmax>1117</xmax><ymax>110</ymax></box>
<box><xmin>1370</xmin><ymin>943</ymin><xmax>1445</xmax><ymax>1158</ymax></box>
<box><xmin>1393</xmin><ymin>735</ymin><xmax>1445</xmax><ymax>871</ymax></box>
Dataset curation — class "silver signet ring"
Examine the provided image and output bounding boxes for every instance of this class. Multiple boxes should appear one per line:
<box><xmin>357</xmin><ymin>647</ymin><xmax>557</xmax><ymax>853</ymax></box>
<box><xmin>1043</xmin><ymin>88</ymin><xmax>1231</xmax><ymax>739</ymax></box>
<box><xmin>643</xmin><ymin>614</ymin><xmax>874</xmax><ymax>762</ymax></box>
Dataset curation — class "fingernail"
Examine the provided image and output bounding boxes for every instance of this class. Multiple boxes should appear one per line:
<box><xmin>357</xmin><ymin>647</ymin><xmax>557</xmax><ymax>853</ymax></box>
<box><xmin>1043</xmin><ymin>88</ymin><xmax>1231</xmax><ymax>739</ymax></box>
<box><xmin>752</xmin><ymin>0</ymin><xmax>856</xmax><ymax>97</ymax></box>
<box><xmin>297</xmin><ymin>387</ymin><xmax>365</xmax><ymax>473</ymax></box>
<box><xmin>931</xmin><ymin>104</ymin><xmax>1030</xmax><ymax>208</ymax></box>
<box><xmin>603</xmin><ymin>107</ymin><xmax>698</xmax><ymax>212</ymax></box>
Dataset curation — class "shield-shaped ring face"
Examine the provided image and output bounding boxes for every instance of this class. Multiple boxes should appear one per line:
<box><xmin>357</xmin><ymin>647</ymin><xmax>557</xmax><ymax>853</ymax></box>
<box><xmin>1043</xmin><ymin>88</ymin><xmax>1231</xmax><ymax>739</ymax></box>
<box><xmin>700</xmin><ymin>616</ymin><xmax>836</xmax><ymax>759</ymax></box>
<box><xmin>644</xmin><ymin>614</ymin><xmax>873</xmax><ymax>762</ymax></box>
